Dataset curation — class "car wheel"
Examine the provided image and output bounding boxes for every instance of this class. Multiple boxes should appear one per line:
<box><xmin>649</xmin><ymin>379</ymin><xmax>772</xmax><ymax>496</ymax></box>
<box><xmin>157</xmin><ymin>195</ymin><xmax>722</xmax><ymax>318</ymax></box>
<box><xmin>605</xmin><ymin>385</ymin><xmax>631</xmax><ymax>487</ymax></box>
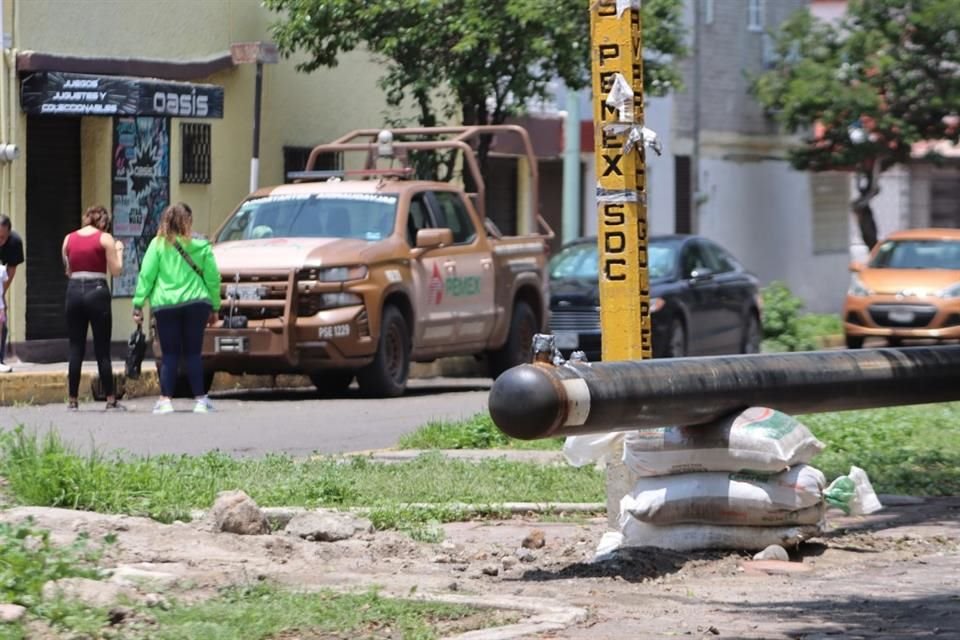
<box><xmin>357</xmin><ymin>305</ymin><xmax>410</xmax><ymax>398</ymax></box>
<box><xmin>310</xmin><ymin>371</ymin><xmax>354</xmax><ymax>397</ymax></box>
<box><xmin>741</xmin><ymin>313</ymin><xmax>762</xmax><ymax>354</ymax></box>
<box><xmin>487</xmin><ymin>301</ymin><xmax>537</xmax><ymax>378</ymax></box>
<box><xmin>665</xmin><ymin>318</ymin><xmax>686</xmax><ymax>358</ymax></box>
<box><xmin>845</xmin><ymin>335</ymin><xmax>864</xmax><ymax>349</ymax></box>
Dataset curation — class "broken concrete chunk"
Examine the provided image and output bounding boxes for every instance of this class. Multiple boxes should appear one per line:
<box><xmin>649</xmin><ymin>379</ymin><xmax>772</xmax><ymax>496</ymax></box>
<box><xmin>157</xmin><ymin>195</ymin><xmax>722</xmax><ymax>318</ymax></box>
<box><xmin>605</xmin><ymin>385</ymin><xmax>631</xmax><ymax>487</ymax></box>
<box><xmin>0</xmin><ymin>604</ymin><xmax>26</xmax><ymax>624</ymax></box>
<box><xmin>753</xmin><ymin>545</ymin><xmax>790</xmax><ymax>562</ymax></box>
<box><xmin>284</xmin><ymin>512</ymin><xmax>373</xmax><ymax>542</ymax></box>
<box><xmin>522</xmin><ymin>529</ymin><xmax>546</xmax><ymax>549</ymax></box>
<box><xmin>208</xmin><ymin>490</ymin><xmax>270</xmax><ymax>536</ymax></box>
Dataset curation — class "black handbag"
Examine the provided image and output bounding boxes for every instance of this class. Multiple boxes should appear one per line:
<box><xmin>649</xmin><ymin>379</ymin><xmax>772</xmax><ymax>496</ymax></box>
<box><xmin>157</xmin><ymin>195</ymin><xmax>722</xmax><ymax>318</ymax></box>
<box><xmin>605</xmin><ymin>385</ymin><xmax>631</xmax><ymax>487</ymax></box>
<box><xmin>125</xmin><ymin>324</ymin><xmax>147</xmax><ymax>379</ymax></box>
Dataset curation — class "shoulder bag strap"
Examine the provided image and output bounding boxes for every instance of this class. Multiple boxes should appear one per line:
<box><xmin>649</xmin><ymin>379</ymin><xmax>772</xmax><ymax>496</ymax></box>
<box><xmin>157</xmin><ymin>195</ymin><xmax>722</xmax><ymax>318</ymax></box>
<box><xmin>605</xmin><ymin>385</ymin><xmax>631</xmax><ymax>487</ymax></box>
<box><xmin>173</xmin><ymin>240</ymin><xmax>205</xmax><ymax>280</ymax></box>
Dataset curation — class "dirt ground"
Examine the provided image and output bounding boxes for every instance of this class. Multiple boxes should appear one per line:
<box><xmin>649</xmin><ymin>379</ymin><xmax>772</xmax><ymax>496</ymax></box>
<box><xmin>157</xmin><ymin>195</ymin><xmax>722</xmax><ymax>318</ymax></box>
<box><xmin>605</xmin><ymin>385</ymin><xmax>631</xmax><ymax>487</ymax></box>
<box><xmin>3</xmin><ymin>495</ymin><xmax>959</xmax><ymax>639</ymax></box>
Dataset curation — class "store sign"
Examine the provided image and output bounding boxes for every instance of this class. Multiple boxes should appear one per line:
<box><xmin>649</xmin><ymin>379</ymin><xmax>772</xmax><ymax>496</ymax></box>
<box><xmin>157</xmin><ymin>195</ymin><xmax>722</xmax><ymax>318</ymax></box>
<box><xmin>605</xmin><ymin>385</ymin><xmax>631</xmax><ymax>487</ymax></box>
<box><xmin>21</xmin><ymin>71</ymin><xmax>223</xmax><ymax>118</ymax></box>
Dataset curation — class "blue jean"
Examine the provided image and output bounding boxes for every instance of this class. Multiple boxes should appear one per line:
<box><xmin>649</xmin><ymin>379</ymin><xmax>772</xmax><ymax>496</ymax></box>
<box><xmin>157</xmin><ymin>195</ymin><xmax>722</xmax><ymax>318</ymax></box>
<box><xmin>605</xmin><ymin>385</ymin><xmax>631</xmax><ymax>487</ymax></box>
<box><xmin>154</xmin><ymin>301</ymin><xmax>211</xmax><ymax>398</ymax></box>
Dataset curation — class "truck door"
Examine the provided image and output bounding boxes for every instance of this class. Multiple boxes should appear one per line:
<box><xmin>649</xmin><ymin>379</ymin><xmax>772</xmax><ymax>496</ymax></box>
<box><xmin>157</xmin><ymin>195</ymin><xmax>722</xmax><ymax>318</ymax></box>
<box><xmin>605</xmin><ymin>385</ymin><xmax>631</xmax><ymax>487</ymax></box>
<box><xmin>426</xmin><ymin>190</ymin><xmax>496</xmax><ymax>348</ymax></box>
<box><xmin>407</xmin><ymin>191</ymin><xmax>461</xmax><ymax>348</ymax></box>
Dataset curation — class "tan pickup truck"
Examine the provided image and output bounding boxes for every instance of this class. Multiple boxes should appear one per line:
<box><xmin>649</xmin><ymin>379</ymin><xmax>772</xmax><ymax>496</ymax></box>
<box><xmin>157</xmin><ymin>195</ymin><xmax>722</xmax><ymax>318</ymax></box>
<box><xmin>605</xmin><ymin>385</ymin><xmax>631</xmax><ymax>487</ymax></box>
<box><xmin>201</xmin><ymin>126</ymin><xmax>552</xmax><ymax>397</ymax></box>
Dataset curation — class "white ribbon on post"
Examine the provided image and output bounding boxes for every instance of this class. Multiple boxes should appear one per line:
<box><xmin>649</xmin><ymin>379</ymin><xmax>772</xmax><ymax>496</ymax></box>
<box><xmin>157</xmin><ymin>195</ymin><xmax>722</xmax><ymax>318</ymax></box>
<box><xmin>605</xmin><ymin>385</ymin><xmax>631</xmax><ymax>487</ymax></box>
<box><xmin>616</xmin><ymin>0</ymin><xmax>641</xmax><ymax>18</ymax></box>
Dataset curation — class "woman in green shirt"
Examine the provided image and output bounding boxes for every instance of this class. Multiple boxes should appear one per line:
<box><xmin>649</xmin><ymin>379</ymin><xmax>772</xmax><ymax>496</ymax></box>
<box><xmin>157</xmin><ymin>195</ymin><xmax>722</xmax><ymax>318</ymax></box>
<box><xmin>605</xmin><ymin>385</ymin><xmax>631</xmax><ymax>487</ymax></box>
<box><xmin>132</xmin><ymin>203</ymin><xmax>221</xmax><ymax>414</ymax></box>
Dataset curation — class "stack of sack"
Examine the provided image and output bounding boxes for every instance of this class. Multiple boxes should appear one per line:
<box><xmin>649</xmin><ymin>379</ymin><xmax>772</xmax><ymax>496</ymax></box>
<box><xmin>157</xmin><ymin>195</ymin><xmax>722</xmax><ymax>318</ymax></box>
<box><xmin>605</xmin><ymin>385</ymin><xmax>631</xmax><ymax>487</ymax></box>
<box><xmin>564</xmin><ymin>407</ymin><xmax>883</xmax><ymax>554</ymax></box>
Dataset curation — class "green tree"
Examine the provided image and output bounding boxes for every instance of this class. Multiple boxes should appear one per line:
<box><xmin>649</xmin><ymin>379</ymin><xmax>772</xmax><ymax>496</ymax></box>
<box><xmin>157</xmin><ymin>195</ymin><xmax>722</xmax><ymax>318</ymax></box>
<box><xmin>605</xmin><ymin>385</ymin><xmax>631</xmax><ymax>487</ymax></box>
<box><xmin>264</xmin><ymin>0</ymin><xmax>686</xmax><ymax>175</ymax></box>
<box><xmin>751</xmin><ymin>0</ymin><xmax>960</xmax><ymax>249</ymax></box>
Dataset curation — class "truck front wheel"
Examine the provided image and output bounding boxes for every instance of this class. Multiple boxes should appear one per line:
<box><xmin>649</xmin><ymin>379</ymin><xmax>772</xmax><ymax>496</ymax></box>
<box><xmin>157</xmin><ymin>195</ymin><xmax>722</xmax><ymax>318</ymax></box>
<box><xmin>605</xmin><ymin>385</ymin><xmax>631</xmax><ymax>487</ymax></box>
<box><xmin>357</xmin><ymin>305</ymin><xmax>410</xmax><ymax>397</ymax></box>
<box><xmin>487</xmin><ymin>300</ymin><xmax>537</xmax><ymax>379</ymax></box>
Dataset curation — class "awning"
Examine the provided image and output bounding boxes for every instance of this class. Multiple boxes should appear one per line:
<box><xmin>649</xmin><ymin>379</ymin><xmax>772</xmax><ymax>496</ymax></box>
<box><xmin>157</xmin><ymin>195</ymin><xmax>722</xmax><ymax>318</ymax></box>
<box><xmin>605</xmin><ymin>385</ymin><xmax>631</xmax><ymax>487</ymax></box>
<box><xmin>21</xmin><ymin>71</ymin><xmax>224</xmax><ymax>118</ymax></box>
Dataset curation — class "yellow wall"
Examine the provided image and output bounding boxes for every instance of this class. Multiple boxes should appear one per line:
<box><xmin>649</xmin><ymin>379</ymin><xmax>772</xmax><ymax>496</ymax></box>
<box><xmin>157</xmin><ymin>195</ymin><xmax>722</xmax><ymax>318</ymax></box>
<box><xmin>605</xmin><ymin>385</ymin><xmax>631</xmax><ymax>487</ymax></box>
<box><xmin>3</xmin><ymin>0</ymin><xmax>412</xmax><ymax>347</ymax></box>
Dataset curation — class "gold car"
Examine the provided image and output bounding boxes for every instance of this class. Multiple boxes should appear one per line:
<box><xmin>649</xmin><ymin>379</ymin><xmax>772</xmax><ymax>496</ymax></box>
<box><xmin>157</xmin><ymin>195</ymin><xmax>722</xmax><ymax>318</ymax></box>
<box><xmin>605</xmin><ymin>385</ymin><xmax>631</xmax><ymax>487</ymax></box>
<box><xmin>843</xmin><ymin>228</ymin><xmax>960</xmax><ymax>348</ymax></box>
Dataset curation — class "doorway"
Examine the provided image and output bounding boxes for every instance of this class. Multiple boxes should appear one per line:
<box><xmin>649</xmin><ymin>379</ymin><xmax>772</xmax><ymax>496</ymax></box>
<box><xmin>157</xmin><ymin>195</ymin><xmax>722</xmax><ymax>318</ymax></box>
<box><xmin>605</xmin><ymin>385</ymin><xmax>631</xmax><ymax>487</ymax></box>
<box><xmin>26</xmin><ymin>116</ymin><xmax>81</xmax><ymax>342</ymax></box>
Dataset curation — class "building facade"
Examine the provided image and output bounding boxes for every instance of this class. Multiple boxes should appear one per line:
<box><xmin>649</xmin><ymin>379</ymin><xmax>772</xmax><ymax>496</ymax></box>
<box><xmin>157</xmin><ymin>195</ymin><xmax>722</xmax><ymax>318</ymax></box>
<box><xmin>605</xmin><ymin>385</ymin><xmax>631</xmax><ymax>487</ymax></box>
<box><xmin>1</xmin><ymin>0</ymin><xmax>404</xmax><ymax>361</ymax></box>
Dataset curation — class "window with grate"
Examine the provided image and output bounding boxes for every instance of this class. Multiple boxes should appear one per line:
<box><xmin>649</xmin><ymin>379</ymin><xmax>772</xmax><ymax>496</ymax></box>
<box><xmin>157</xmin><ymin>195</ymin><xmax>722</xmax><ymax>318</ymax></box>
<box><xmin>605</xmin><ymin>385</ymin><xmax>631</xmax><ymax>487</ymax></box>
<box><xmin>748</xmin><ymin>0</ymin><xmax>765</xmax><ymax>32</ymax></box>
<box><xmin>811</xmin><ymin>172</ymin><xmax>850</xmax><ymax>254</ymax></box>
<box><xmin>181</xmin><ymin>122</ymin><xmax>211</xmax><ymax>184</ymax></box>
<box><xmin>283</xmin><ymin>146</ymin><xmax>341</xmax><ymax>183</ymax></box>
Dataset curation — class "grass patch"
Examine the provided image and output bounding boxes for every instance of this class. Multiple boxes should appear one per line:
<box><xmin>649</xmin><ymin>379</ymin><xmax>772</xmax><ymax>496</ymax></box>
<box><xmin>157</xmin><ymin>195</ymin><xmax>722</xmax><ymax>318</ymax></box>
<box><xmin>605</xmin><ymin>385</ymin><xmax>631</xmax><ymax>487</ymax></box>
<box><xmin>0</xmin><ymin>428</ymin><xmax>602</xmax><ymax>528</ymax></box>
<box><xmin>803</xmin><ymin>402</ymin><xmax>960</xmax><ymax>496</ymax></box>
<box><xmin>0</xmin><ymin>518</ymin><xmax>112</xmax><ymax>639</ymax></box>
<box><xmin>136</xmin><ymin>584</ymin><xmax>507</xmax><ymax>640</ymax></box>
<box><xmin>398</xmin><ymin>412</ymin><xmax>563</xmax><ymax>450</ymax></box>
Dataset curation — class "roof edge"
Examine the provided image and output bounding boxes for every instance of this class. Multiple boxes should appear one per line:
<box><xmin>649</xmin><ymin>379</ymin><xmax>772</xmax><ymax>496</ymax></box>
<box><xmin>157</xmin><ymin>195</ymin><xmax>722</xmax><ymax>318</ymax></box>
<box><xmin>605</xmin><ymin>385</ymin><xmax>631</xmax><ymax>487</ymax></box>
<box><xmin>16</xmin><ymin>50</ymin><xmax>235</xmax><ymax>81</ymax></box>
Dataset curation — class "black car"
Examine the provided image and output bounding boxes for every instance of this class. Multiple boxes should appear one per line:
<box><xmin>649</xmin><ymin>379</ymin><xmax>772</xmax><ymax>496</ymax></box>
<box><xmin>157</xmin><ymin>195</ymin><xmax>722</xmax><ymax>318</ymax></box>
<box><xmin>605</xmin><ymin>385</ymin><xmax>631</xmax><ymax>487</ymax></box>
<box><xmin>548</xmin><ymin>235</ymin><xmax>762</xmax><ymax>360</ymax></box>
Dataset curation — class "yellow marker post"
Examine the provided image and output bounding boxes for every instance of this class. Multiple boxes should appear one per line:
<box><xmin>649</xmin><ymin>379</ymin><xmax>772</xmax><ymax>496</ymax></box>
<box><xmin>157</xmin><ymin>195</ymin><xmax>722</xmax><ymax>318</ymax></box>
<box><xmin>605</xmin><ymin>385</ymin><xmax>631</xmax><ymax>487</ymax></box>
<box><xmin>590</xmin><ymin>0</ymin><xmax>651</xmax><ymax>362</ymax></box>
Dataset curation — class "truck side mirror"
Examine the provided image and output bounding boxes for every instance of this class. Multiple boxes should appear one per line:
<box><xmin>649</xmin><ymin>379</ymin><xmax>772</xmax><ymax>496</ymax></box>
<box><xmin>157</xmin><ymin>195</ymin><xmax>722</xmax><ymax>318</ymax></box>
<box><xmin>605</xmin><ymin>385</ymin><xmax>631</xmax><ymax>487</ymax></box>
<box><xmin>415</xmin><ymin>228</ymin><xmax>454</xmax><ymax>252</ymax></box>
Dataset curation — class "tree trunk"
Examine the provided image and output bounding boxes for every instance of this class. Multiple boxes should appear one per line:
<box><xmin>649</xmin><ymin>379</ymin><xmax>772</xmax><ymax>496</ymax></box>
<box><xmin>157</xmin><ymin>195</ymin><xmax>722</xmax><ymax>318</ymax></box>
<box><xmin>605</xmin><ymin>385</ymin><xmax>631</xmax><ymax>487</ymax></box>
<box><xmin>853</xmin><ymin>200</ymin><xmax>879</xmax><ymax>251</ymax></box>
<box><xmin>852</xmin><ymin>163</ymin><xmax>882</xmax><ymax>250</ymax></box>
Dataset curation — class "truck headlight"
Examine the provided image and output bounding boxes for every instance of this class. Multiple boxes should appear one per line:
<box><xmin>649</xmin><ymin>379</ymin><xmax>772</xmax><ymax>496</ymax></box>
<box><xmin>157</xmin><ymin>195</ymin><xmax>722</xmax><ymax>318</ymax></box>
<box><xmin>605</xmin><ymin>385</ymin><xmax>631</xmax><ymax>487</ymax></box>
<box><xmin>938</xmin><ymin>281</ymin><xmax>960</xmax><ymax>299</ymax></box>
<box><xmin>320</xmin><ymin>293</ymin><xmax>363</xmax><ymax>308</ymax></box>
<box><xmin>319</xmin><ymin>265</ymin><xmax>368</xmax><ymax>282</ymax></box>
<box><xmin>848</xmin><ymin>275</ymin><xmax>872</xmax><ymax>297</ymax></box>
<box><xmin>299</xmin><ymin>265</ymin><xmax>368</xmax><ymax>282</ymax></box>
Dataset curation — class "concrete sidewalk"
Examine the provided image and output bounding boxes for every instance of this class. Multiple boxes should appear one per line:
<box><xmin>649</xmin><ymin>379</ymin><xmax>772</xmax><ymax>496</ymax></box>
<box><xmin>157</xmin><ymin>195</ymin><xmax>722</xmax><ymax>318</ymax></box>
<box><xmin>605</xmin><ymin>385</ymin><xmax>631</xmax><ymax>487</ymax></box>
<box><xmin>0</xmin><ymin>356</ymin><xmax>486</xmax><ymax>406</ymax></box>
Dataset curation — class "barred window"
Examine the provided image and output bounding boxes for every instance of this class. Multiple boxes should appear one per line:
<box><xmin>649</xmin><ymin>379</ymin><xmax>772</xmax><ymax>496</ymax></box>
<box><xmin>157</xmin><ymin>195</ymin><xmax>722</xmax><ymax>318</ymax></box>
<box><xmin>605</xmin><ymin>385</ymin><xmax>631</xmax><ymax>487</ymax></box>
<box><xmin>283</xmin><ymin>146</ymin><xmax>341</xmax><ymax>183</ymax></box>
<box><xmin>181</xmin><ymin>122</ymin><xmax>211</xmax><ymax>184</ymax></box>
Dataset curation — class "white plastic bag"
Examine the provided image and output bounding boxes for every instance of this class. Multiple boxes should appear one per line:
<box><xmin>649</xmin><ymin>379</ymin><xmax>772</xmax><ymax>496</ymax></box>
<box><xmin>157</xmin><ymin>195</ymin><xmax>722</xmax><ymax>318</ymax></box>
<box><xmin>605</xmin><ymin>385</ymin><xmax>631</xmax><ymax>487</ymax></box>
<box><xmin>622</xmin><ymin>407</ymin><xmax>825</xmax><ymax>477</ymax></box>
<box><xmin>621</xmin><ymin>464</ymin><xmax>827</xmax><ymax>526</ymax></box>
<box><xmin>562</xmin><ymin>432</ymin><xmax>625</xmax><ymax>468</ymax></box>
<box><xmin>824</xmin><ymin>466</ymin><xmax>883</xmax><ymax>516</ymax></box>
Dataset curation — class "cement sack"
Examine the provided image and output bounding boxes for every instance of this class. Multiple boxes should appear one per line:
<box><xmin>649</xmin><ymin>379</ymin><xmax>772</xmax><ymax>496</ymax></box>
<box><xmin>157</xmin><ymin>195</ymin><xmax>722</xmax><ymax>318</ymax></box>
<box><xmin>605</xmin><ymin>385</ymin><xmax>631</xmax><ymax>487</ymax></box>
<box><xmin>618</xmin><ymin>513</ymin><xmax>822</xmax><ymax>552</ymax></box>
<box><xmin>621</xmin><ymin>464</ymin><xmax>827</xmax><ymax>526</ymax></box>
<box><xmin>562</xmin><ymin>433</ymin><xmax>624</xmax><ymax>468</ymax></box>
<box><xmin>622</xmin><ymin>407</ymin><xmax>825</xmax><ymax>476</ymax></box>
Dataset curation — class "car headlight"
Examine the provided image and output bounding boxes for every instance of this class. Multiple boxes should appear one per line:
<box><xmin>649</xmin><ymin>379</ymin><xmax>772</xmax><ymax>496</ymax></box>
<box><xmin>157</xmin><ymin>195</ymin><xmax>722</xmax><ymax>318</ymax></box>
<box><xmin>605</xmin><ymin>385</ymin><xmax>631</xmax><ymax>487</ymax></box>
<box><xmin>847</xmin><ymin>275</ymin><xmax>872</xmax><ymax>297</ymax></box>
<box><xmin>319</xmin><ymin>293</ymin><xmax>364</xmax><ymax>308</ymax></box>
<box><xmin>938</xmin><ymin>281</ymin><xmax>960</xmax><ymax>299</ymax></box>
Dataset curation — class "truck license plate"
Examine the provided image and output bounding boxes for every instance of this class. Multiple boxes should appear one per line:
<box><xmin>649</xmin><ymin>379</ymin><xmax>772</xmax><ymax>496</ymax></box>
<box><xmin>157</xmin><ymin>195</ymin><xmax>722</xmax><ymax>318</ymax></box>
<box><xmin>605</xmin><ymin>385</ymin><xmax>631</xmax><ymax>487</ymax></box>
<box><xmin>227</xmin><ymin>284</ymin><xmax>263</xmax><ymax>300</ymax></box>
<box><xmin>215</xmin><ymin>336</ymin><xmax>249</xmax><ymax>353</ymax></box>
<box><xmin>554</xmin><ymin>332</ymin><xmax>579</xmax><ymax>350</ymax></box>
<box><xmin>888</xmin><ymin>310</ymin><xmax>915</xmax><ymax>324</ymax></box>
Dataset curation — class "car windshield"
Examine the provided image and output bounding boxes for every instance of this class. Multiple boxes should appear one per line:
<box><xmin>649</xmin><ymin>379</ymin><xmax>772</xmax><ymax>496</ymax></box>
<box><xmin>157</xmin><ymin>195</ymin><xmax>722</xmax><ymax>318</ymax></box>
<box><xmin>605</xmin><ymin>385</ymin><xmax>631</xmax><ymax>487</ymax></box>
<box><xmin>216</xmin><ymin>193</ymin><xmax>397</xmax><ymax>243</ymax></box>
<box><xmin>548</xmin><ymin>241</ymin><xmax>677</xmax><ymax>280</ymax></box>
<box><xmin>870</xmin><ymin>239</ymin><xmax>960</xmax><ymax>270</ymax></box>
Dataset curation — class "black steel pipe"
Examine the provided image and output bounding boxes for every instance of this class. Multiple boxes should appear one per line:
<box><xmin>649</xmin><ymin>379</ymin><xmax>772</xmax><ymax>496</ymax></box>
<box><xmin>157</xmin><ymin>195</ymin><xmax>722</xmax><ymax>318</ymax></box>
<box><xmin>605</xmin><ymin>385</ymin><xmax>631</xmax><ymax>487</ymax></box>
<box><xmin>489</xmin><ymin>346</ymin><xmax>960</xmax><ymax>440</ymax></box>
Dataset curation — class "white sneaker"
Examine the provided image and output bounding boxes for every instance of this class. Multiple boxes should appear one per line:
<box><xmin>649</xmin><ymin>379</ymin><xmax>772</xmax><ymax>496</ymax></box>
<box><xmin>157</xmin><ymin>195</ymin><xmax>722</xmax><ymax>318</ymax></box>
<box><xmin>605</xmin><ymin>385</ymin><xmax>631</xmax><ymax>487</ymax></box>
<box><xmin>153</xmin><ymin>398</ymin><xmax>175</xmax><ymax>415</ymax></box>
<box><xmin>0</xmin><ymin>363</ymin><xmax>12</xmax><ymax>373</ymax></box>
<box><xmin>193</xmin><ymin>397</ymin><xmax>214</xmax><ymax>413</ymax></box>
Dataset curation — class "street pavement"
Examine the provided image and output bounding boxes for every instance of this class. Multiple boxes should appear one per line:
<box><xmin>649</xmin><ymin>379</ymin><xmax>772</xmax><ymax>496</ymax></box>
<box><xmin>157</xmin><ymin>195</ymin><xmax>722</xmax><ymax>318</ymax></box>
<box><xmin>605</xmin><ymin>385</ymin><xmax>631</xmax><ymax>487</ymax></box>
<box><xmin>0</xmin><ymin>378</ymin><xmax>492</xmax><ymax>458</ymax></box>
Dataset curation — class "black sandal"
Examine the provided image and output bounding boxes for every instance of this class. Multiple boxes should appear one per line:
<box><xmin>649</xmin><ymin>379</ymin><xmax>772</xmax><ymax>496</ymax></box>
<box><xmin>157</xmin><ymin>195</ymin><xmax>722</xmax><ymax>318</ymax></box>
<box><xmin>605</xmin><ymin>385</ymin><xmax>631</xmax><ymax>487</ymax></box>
<box><xmin>67</xmin><ymin>400</ymin><xmax>79</xmax><ymax>411</ymax></box>
<box><xmin>105</xmin><ymin>399</ymin><xmax>126</xmax><ymax>411</ymax></box>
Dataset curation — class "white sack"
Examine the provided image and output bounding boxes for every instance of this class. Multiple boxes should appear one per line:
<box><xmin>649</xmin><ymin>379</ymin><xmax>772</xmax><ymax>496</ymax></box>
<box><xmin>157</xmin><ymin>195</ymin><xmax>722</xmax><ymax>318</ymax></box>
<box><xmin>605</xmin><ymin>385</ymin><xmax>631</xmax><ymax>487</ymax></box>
<box><xmin>621</xmin><ymin>464</ymin><xmax>827</xmax><ymax>526</ymax></box>
<box><xmin>618</xmin><ymin>514</ymin><xmax>822</xmax><ymax>552</ymax></box>
<box><xmin>623</xmin><ymin>407</ymin><xmax>825</xmax><ymax>476</ymax></box>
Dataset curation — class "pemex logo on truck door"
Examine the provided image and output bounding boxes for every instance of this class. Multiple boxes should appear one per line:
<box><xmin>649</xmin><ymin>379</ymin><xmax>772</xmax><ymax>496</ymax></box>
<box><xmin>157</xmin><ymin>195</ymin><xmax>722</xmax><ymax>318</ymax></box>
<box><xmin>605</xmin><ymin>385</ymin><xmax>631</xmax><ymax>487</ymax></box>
<box><xmin>429</xmin><ymin>263</ymin><xmax>445</xmax><ymax>304</ymax></box>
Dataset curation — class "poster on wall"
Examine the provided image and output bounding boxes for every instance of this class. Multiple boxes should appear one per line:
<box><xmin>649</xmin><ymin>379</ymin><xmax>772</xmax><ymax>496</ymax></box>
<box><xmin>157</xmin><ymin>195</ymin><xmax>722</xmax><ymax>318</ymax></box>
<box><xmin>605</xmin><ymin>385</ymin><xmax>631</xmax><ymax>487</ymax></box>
<box><xmin>111</xmin><ymin>116</ymin><xmax>170</xmax><ymax>297</ymax></box>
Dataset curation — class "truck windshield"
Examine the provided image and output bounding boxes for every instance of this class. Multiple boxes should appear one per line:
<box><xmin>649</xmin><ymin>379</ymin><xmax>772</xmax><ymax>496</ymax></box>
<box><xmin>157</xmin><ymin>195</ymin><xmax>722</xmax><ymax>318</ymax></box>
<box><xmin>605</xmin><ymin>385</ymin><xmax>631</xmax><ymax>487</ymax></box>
<box><xmin>216</xmin><ymin>193</ymin><xmax>398</xmax><ymax>242</ymax></box>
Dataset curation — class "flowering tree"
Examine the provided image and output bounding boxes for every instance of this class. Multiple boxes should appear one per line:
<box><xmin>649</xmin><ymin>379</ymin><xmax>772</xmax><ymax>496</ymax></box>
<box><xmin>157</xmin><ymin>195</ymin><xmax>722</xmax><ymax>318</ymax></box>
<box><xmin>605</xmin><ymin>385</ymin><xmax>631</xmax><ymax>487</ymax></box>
<box><xmin>752</xmin><ymin>0</ymin><xmax>960</xmax><ymax>249</ymax></box>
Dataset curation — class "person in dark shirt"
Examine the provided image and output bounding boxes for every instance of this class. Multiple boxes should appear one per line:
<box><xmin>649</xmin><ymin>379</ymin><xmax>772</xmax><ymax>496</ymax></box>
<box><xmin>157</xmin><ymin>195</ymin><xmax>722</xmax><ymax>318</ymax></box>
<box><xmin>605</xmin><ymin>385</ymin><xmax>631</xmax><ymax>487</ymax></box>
<box><xmin>0</xmin><ymin>215</ymin><xmax>24</xmax><ymax>367</ymax></box>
